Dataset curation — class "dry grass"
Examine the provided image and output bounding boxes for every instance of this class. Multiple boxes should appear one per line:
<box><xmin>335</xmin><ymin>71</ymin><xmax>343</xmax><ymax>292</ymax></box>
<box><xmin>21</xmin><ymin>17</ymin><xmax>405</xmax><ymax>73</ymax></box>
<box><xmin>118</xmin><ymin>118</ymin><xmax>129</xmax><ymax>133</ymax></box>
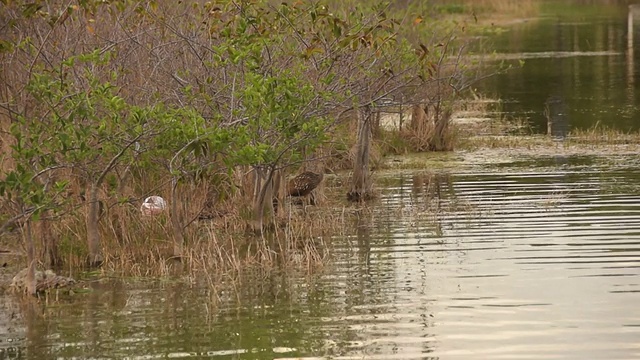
<box><xmin>567</xmin><ymin>123</ymin><xmax>640</xmax><ymax>145</ymax></box>
<box><xmin>454</xmin><ymin>112</ymin><xmax>534</xmax><ymax>150</ymax></box>
<box><xmin>458</xmin><ymin>120</ymin><xmax>640</xmax><ymax>153</ymax></box>
<box><xmin>97</xmin><ymin>199</ymin><xmax>338</xmax><ymax>309</ymax></box>
<box><xmin>458</xmin><ymin>0</ymin><xmax>539</xmax><ymax>25</ymax></box>
<box><xmin>466</xmin><ymin>0</ymin><xmax>539</xmax><ymax>16</ymax></box>
<box><xmin>451</xmin><ymin>96</ymin><xmax>640</xmax><ymax>150</ymax></box>
<box><xmin>96</xmin><ymin>186</ymin><xmax>336</xmax><ymax>271</ymax></box>
<box><xmin>459</xmin><ymin>133</ymin><xmax>548</xmax><ymax>150</ymax></box>
<box><xmin>0</xmin><ymin>168</ymin><xmax>348</xmax><ymax>296</ymax></box>
<box><xmin>426</xmin><ymin>0</ymin><xmax>540</xmax><ymax>33</ymax></box>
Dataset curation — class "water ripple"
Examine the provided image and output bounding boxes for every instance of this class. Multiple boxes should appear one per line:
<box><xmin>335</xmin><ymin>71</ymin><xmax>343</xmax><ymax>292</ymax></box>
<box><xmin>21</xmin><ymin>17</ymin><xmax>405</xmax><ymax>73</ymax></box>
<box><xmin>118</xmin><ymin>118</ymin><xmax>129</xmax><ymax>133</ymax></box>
<box><xmin>329</xmin><ymin>165</ymin><xmax>640</xmax><ymax>359</ymax></box>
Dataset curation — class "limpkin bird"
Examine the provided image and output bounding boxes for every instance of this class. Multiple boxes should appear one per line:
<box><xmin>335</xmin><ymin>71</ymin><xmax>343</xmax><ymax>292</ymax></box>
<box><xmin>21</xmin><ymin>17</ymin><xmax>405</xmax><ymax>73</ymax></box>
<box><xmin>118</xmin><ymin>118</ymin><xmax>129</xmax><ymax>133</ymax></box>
<box><xmin>287</xmin><ymin>170</ymin><xmax>324</xmax><ymax>205</ymax></box>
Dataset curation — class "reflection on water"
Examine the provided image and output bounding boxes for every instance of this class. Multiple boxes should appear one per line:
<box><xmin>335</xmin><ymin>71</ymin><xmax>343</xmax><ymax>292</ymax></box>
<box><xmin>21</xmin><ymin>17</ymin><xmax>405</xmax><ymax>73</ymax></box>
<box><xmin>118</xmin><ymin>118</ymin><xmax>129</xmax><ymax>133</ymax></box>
<box><xmin>2</xmin><ymin>155</ymin><xmax>640</xmax><ymax>359</ymax></box>
<box><xmin>476</xmin><ymin>2</ymin><xmax>640</xmax><ymax>133</ymax></box>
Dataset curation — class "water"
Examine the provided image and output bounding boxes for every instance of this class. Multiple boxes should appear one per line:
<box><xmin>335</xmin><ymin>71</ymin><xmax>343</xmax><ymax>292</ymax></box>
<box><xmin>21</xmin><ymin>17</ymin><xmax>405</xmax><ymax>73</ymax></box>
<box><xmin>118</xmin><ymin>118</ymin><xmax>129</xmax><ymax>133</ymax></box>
<box><xmin>3</xmin><ymin>2</ymin><xmax>640</xmax><ymax>359</ymax></box>
<box><xmin>476</xmin><ymin>1</ymin><xmax>640</xmax><ymax>133</ymax></box>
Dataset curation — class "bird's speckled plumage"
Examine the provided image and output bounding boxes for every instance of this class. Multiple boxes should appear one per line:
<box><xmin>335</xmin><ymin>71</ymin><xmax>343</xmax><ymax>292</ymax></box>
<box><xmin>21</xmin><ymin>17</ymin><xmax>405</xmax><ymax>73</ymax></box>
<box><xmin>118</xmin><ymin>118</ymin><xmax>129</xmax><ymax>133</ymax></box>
<box><xmin>288</xmin><ymin>171</ymin><xmax>324</xmax><ymax>197</ymax></box>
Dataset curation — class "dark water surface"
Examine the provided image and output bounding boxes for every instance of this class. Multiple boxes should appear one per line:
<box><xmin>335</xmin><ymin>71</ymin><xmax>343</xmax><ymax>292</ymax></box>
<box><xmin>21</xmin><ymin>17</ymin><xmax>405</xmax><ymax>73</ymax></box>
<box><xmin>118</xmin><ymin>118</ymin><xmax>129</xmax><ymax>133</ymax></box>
<box><xmin>476</xmin><ymin>1</ymin><xmax>640</xmax><ymax>133</ymax></box>
<box><xmin>2</xmin><ymin>154</ymin><xmax>640</xmax><ymax>359</ymax></box>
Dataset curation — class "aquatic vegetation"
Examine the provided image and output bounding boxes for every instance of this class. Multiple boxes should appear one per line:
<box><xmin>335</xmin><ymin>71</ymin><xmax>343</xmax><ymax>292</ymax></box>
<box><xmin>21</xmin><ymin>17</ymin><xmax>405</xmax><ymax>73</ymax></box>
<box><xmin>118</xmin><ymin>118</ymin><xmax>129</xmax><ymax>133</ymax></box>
<box><xmin>568</xmin><ymin>123</ymin><xmax>640</xmax><ymax>145</ymax></box>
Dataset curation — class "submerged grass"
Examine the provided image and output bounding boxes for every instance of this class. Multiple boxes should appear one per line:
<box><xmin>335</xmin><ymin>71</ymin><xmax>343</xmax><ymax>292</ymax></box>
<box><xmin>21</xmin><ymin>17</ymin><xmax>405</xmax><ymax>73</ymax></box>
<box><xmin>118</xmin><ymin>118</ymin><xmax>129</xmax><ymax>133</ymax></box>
<box><xmin>567</xmin><ymin>123</ymin><xmax>640</xmax><ymax>145</ymax></box>
<box><xmin>381</xmin><ymin>100</ymin><xmax>640</xmax><ymax>172</ymax></box>
<box><xmin>464</xmin><ymin>0</ymin><xmax>539</xmax><ymax>18</ymax></box>
<box><xmin>432</xmin><ymin>0</ymin><xmax>540</xmax><ymax>27</ymax></box>
<box><xmin>455</xmin><ymin>106</ymin><xmax>640</xmax><ymax>152</ymax></box>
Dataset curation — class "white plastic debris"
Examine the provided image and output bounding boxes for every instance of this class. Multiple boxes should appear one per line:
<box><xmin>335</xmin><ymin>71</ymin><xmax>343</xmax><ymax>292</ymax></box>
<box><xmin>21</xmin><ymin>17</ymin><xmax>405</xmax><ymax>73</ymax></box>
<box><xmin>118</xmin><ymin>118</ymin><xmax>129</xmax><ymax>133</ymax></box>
<box><xmin>140</xmin><ymin>195</ymin><xmax>166</xmax><ymax>216</ymax></box>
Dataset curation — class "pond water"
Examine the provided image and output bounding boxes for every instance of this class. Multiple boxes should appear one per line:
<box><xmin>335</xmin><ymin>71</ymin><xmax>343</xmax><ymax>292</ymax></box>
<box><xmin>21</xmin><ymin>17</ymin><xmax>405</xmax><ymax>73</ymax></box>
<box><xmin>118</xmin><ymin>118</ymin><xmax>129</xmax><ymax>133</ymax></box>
<box><xmin>476</xmin><ymin>1</ymin><xmax>640</xmax><ymax>133</ymax></box>
<box><xmin>3</xmin><ymin>2</ymin><xmax>640</xmax><ymax>360</ymax></box>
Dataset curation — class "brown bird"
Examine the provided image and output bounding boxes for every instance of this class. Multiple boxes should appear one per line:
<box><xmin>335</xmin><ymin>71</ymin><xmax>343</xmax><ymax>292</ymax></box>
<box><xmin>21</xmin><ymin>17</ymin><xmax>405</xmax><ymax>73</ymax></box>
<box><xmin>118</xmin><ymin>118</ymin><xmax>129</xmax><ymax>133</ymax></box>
<box><xmin>288</xmin><ymin>170</ymin><xmax>324</xmax><ymax>204</ymax></box>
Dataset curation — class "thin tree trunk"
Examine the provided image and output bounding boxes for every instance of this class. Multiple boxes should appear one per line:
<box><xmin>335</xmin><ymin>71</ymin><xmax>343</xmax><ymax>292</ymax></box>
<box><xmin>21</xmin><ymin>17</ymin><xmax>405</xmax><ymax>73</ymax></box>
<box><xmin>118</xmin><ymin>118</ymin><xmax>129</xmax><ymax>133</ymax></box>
<box><xmin>249</xmin><ymin>167</ymin><xmax>263</xmax><ymax>233</ymax></box>
<box><xmin>40</xmin><ymin>210</ymin><xmax>60</xmax><ymax>268</ymax></box>
<box><xmin>271</xmin><ymin>169</ymin><xmax>284</xmax><ymax>218</ymax></box>
<box><xmin>86</xmin><ymin>183</ymin><xmax>103</xmax><ymax>267</ymax></box>
<box><xmin>171</xmin><ymin>179</ymin><xmax>184</xmax><ymax>258</ymax></box>
<box><xmin>431</xmin><ymin>107</ymin><xmax>452</xmax><ymax>151</ymax></box>
<box><xmin>545</xmin><ymin>95</ymin><xmax>569</xmax><ymax>139</ymax></box>
<box><xmin>371</xmin><ymin>110</ymin><xmax>381</xmax><ymax>138</ymax></box>
<box><xmin>25</xmin><ymin>218</ymin><xmax>36</xmax><ymax>295</ymax></box>
<box><xmin>115</xmin><ymin>165</ymin><xmax>135</xmax><ymax>244</ymax></box>
<box><xmin>250</xmin><ymin>166</ymin><xmax>277</xmax><ymax>233</ymax></box>
<box><xmin>348</xmin><ymin>107</ymin><xmax>374</xmax><ymax>202</ymax></box>
<box><xmin>0</xmin><ymin>112</ymin><xmax>14</xmax><ymax>174</ymax></box>
<box><xmin>262</xmin><ymin>169</ymin><xmax>275</xmax><ymax>222</ymax></box>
